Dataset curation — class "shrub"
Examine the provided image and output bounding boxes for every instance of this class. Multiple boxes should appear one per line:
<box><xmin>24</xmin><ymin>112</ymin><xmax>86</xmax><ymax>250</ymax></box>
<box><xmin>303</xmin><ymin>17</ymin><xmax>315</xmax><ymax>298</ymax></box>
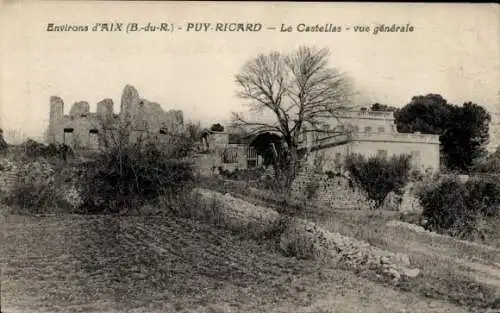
<box><xmin>0</xmin><ymin>131</ymin><xmax>8</xmax><ymax>153</ymax></box>
<box><xmin>77</xmin><ymin>141</ymin><xmax>197</xmax><ymax>214</ymax></box>
<box><xmin>21</xmin><ymin>139</ymin><xmax>73</xmax><ymax>161</ymax></box>
<box><xmin>465</xmin><ymin>176</ymin><xmax>500</xmax><ymax>217</ymax></box>
<box><xmin>417</xmin><ymin>175</ymin><xmax>500</xmax><ymax>240</ymax></box>
<box><xmin>219</xmin><ymin>167</ymin><xmax>266</xmax><ymax>181</ymax></box>
<box><xmin>472</xmin><ymin>147</ymin><xmax>500</xmax><ymax>173</ymax></box>
<box><xmin>345</xmin><ymin>153</ymin><xmax>412</xmax><ymax>207</ymax></box>
<box><xmin>324</xmin><ymin>170</ymin><xmax>344</xmax><ymax>179</ymax></box>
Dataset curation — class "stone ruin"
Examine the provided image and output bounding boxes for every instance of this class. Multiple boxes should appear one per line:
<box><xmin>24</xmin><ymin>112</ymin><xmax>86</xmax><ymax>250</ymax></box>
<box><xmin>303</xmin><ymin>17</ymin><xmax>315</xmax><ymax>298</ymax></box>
<box><xmin>291</xmin><ymin>171</ymin><xmax>374</xmax><ymax>210</ymax></box>
<box><xmin>46</xmin><ymin>85</ymin><xmax>184</xmax><ymax>150</ymax></box>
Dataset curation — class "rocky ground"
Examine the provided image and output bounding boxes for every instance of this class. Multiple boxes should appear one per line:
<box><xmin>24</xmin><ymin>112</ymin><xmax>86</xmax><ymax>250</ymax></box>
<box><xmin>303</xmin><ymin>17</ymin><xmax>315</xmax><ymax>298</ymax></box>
<box><xmin>1</xmin><ymin>163</ymin><xmax>498</xmax><ymax>313</ymax></box>
<box><xmin>1</xmin><ymin>214</ymin><xmax>481</xmax><ymax>313</ymax></box>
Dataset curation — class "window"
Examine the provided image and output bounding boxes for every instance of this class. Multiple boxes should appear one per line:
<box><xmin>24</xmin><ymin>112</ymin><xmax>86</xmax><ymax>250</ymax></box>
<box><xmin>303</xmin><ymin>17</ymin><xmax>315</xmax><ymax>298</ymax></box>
<box><xmin>89</xmin><ymin>129</ymin><xmax>99</xmax><ymax>149</ymax></box>
<box><xmin>364</xmin><ymin>126</ymin><xmax>372</xmax><ymax>133</ymax></box>
<box><xmin>411</xmin><ymin>151</ymin><xmax>421</xmax><ymax>167</ymax></box>
<box><xmin>377</xmin><ymin>126</ymin><xmax>385</xmax><ymax>133</ymax></box>
<box><xmin>63</xmin><ymin>128</ymin><xmax>74</xmax><ymax>146</ymax></box>
<box><xmin>353</xmin><ymin>126</ymin><xmax>359</xmax><ymax>133</ymax></box>
<box><xmin>335</xmin><ymin>152</ymin><xmax>342</xmax><ymax>164</ymax></box>
<box><xmin>377</xmin><ymin>150</ymin><xmax>388</xmax><ymax>158</ymax></box>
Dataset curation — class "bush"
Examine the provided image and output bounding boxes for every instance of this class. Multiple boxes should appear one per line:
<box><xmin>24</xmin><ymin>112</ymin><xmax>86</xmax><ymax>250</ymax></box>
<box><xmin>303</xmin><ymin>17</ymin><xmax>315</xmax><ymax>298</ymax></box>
<box><xmin>345</xmin><ymin>153</ymin><xmax>412</xmax><ymax>207</ymax></box>
<box><xmin>465</xmin><ymin>176</ymin><xmax>500</xmax><ymax>217</ymax></box>
<box><xmin>417</xmin><ymin>175</ymin><xmax>500</xmax><ymax>240</ymax></box>
<box><xmin>77</xmin><ymin>142</ymin><xmax>197</xmax><ymax>214</ymax></box>
<box><xmin>472</xmin><ymin>147</ymin><xmax>500</xmax><ymax>173</ymax></box>
<box><xmin>219</xmin><ymin>167</ymin><xmax>266</xmax><ymax>181</ymax></box>
<box><xmin>21</xmin><ymin>139</ymin><xmax>73</xmax><ymax>161</ymax></box>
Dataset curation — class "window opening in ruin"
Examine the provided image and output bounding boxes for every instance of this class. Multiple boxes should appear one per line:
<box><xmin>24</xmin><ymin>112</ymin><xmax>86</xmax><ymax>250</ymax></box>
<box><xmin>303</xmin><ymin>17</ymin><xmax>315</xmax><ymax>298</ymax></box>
<box><xmin>63</xmin><ymin>128</ymin><xmax>74</xmax><ymax>133</ymax></box>
<box><xmin>364</xmin><ymin>126</ymin><xmax>372</xmax><ymax>133</ymax></box>
<box><xmin>89</xmin><ymin>129</ymin><xmax>99</xmax><ymax>149</ymax></box>
<box><xmin>378</xmin><ymin>126</ymin><xmax>385</xmax><ymax>133</ymax></box>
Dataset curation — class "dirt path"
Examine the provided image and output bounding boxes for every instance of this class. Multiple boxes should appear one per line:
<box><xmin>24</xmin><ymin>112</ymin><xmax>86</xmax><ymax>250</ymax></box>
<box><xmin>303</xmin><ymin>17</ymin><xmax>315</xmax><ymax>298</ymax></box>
<box><xmin>222</xmin><ymin>188</ymin><xmax>500</xmax><ymax>286</ymax></box>
<box><xmin>0</xmin><ymin>214</ymin><xmax>476</xmax><ymax>313</ymax></box>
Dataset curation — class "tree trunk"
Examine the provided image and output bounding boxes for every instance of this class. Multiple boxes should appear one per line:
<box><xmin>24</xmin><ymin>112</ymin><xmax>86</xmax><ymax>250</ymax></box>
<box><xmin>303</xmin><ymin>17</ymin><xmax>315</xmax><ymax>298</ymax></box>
<box><xmin>285</xmin><ymin>146</ymin><xmax>298</xmax><ymax>190</ymax></box>
<box><xmin>274</xmin><ymin>146</ymin><xmax>298</xmax><ymax>194</ymax></box>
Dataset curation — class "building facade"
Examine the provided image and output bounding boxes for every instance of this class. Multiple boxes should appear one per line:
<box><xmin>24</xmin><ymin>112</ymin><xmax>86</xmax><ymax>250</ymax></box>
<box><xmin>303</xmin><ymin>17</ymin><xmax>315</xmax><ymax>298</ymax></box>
<box><xmin>300</xmin><ymin>109</ymin><xmax>441</xmax><ymax>173</ymax></box>
<box><xmin>198</xmin><ymin>109</ymin><xmax>440</xmax><ymax>174</ymax></box>
<box><xmin>195</xmin><ymin>131</ymin><xmax>262</xmax><ymax>174</ymax></box>
<box><xmin>46</xmin><ymin>85</ymin><xmax>184</xmax><ymax>150</ymax></box>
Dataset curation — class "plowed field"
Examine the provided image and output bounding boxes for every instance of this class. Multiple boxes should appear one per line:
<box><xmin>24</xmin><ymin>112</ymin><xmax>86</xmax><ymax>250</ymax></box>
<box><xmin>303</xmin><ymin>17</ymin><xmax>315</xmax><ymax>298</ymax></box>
<box><xmin>0</xmin><ymin>214</ymin><xmax>478</xmax><ymax>313</ymax></box>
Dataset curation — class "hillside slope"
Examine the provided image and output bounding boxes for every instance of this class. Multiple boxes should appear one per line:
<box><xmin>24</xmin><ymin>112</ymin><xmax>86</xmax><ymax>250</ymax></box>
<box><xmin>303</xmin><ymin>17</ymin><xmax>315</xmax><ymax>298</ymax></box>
<box><xmin>0</xmin><ymin>214</ymin><xmax>478</xmax><ymax>313</ymax></box>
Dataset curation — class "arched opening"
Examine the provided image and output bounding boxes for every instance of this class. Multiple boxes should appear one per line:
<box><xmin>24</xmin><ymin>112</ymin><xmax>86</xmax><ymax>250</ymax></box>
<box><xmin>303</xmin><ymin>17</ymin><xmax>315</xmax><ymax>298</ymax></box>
<box><xmin>63</xmin><ymin>128</ymin><xmax>74</xmax><ymax>146</ymax></box>
<box><xmin>249</xmin><ymin>132</ymin><xmax>284</xmax><ymax>167</ymax></box>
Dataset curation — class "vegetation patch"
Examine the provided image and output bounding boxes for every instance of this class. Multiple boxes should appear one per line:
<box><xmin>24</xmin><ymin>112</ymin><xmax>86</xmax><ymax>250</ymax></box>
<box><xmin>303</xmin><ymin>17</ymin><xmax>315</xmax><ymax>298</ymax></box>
<box><xmin>417</xmin><ymin>174</ymin><xmax>500</xmax><ymax>241</ymax></box>
<box><xmin>345</xmin><ymin>153</ymin><xmax>412</xmax><ymax>207</ymax></box>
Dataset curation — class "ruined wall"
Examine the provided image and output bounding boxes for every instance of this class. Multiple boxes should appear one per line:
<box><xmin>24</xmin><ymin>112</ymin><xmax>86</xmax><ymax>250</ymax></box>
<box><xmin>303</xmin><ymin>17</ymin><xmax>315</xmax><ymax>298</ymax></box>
<box><xmin>48</xmin><ymin>98</ymin><xmax>101</xmax><ymax>148</ymax></box>
<box><xmin>291</xmin><ymin>171</ymin><xmax>373</xmax><ymax>210</ymax></box>
<box><xmin>47</xmin><ymin>96</ymin><xmax>65</xmax><ymax>144</ymax></box>
<box><xmin>47</xmin><ymin>85</ymin><xmax>184</xmax><ymax>149</ymax></box>
<box><xmin>120</xmin><ymin>85</ymin><xmax>184</xmax><ymax>134</ymax></box>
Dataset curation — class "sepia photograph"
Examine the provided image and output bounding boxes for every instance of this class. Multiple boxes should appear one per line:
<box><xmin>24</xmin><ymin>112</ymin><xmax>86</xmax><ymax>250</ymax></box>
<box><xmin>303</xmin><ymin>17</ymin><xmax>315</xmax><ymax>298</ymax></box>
<box><xmin>0</xmin><ymin>1</ymin><xmax>499</xmax><ymax>313</ymax></box>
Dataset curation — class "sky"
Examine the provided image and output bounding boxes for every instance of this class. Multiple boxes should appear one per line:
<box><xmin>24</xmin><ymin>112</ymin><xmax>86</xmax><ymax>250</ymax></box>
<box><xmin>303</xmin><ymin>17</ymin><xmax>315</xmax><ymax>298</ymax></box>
<box><xmin>0</xmin><ymin>1</ymin><xmax>499</xmax><ymax>142</ymax></box>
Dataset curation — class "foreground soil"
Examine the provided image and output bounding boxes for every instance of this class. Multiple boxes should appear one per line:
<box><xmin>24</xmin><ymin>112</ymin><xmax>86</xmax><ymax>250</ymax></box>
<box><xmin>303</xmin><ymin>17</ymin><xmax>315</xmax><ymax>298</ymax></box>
<box><xmin>1</xmin><ymin>214</ymin><xmax>476</xmax><ymax>313</ymax></box>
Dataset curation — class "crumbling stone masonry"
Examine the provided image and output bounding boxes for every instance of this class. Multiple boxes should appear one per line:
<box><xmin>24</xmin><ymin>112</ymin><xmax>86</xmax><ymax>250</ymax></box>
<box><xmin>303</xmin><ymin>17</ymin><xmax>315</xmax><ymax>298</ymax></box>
<box><xmin>46</xmin><ymin>85</ymin><xmax>184</xmax><ymax>150</ymax></box>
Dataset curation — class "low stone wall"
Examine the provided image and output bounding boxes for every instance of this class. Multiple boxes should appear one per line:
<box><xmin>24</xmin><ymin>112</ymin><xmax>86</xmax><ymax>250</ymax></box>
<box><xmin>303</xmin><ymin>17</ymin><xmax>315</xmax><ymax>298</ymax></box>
<box><xmin>191</xmin><ymin>188</ymin><xmax>421</xmax><ymax>282</ymax></box>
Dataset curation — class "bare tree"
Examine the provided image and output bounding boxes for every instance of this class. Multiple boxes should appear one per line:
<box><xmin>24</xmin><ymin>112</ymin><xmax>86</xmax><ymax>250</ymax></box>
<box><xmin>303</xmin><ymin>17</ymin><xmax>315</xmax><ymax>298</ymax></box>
<box><xmin>233</xmin><ymin>46</ymin><xmax>355</xmax><ymax>191</ymax></box>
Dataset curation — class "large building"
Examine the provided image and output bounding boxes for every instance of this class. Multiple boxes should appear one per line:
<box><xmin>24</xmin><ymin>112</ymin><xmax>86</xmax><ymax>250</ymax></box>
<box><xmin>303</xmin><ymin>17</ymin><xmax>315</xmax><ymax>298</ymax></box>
<box><xmin>300</xmin><ymin>109</ymin><xmax>441</xmax><ymax>173</ymax></box>
<box><xmin>46</xmin><ymin>85</ymin><xmax>184</xmax><ymax>150</ymax></box>
<box><xmin>202</xmin><ymin>108</ymin><xmax>441</xmax><ymax>174</ymax></box>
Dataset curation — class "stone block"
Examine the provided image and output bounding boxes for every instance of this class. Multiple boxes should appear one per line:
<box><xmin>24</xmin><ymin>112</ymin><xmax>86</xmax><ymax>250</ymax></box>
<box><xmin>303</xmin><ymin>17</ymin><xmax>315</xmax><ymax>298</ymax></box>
<box><xmin>97</xmin><ymin>98</ymin><xmax>114</xmax><ymax>121</ymax></box>
<box><xmin>69</xmin><ymin>101</ymin><xmax>90</xmax><ymax>117</ymax></box>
